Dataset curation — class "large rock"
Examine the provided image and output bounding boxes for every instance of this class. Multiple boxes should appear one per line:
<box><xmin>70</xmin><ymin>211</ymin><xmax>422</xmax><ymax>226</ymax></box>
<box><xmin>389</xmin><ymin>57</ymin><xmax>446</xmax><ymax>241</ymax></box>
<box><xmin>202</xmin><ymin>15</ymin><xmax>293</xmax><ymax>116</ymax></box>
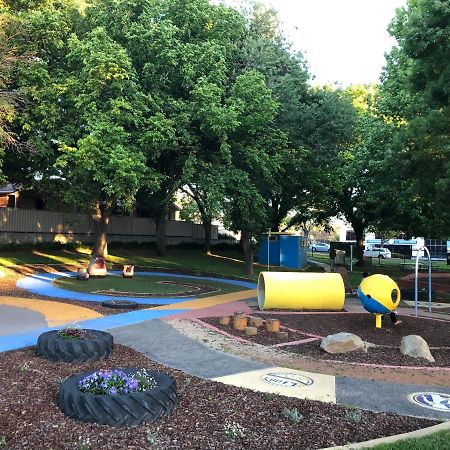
<box><xmin>400</xmin><ymin>335</ymin><xmax>435</xmax><ymax>362</ymax></box>
<box><xmin>320</xmin><ymin>332</ymin><xmax>365</xmax><ymax>354</ymax></box>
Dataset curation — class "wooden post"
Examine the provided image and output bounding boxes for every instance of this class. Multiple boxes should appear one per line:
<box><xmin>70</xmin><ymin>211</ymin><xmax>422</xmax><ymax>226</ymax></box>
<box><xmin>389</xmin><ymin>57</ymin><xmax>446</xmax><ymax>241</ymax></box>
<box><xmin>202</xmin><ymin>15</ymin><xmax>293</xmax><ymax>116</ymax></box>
<box><xmin>245</xmin><ymin>326</ymin><xmax>258</xmax><ymax>336</ymax></box>
<box><xmin>233</xmin><ymin>312</ymin><xmax>248</xmax><ymax>331</ymax></box>
<box><xmin>249</xmin><ymin>317</ymin><xmax>264</xmax><ymax>328</ymax></box>
<box><xmin>219</xmin><ymin>316</ymin><xmax>231</xmax><ymax>326</ymax></box>
<box><xmin>266</xmin><ymin>319</ymin><xmax>280</xmax><ymax>333</ymax></box>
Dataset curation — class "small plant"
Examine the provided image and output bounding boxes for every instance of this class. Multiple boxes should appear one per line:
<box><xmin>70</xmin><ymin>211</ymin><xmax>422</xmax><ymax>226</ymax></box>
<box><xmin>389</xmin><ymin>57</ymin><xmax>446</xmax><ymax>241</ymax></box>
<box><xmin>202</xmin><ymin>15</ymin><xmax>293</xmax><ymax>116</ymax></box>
<box><xmin>263</xmin><ymin>392</ymin><xmax>277</xmax><ymax>401</ymax></box>
<box><xmin>57</xmin><ymin>326</ymin><xmax>92</xmax><ymax>340</ymax></box>
<box><xmin>146</xmin><ymin>431</ymin><xmax>158</xmax><ymax>446</ymax></box>
<box><xmin>223</xmin><ymin>420</ymin><xmax>246</xmax><ymax>440</ymax></box>
<box><xmin>281</xmin><ymin>407</ymin><xmax>304</xmax><ymax>423</ymax></box>
<box><xmin>76</xmin><ymin>436</ymin><xmax>91</xmax><ymax>450</ymax></box>
<box><xmin>78</xmin><ymin>369</ymin><xmax>157</xmax><ymax>396</ymax></box>
<box><xmin>0</xmin><ymin>436</ymin><xmax>7</xmax><ymax>448</ymax></box>
<box><xmin>345</xmin><ymin>409</ymin><xmax>363</xmax><ymax>423</ymax></box>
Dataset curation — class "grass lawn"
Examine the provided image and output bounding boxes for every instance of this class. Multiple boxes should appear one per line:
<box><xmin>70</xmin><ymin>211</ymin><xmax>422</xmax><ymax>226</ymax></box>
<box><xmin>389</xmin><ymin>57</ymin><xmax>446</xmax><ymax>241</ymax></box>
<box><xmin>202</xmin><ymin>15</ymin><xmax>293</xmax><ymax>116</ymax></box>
<box><xmin>53</xmin><ymin>274</ymin><xmax>249</xmax><ymax>295</ymax></box>
<box><xmin>370</xmin><ymin>429</ymin><xmax>450</xmax><ymax>449</ymax></box>
<box><xmin>0</xmin><ymin>246</ymin><xmax>322</xmax><ymax>281</ymax></box>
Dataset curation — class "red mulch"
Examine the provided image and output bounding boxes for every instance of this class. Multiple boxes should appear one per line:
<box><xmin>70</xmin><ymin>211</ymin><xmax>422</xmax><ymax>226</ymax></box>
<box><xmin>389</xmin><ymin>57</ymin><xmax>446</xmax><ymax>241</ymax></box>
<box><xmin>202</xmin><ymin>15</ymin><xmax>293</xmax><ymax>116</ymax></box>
<box><xmin>0</xmin><ymin>345</ymin><xmax>437</xmax><ymax>450</ymax></box>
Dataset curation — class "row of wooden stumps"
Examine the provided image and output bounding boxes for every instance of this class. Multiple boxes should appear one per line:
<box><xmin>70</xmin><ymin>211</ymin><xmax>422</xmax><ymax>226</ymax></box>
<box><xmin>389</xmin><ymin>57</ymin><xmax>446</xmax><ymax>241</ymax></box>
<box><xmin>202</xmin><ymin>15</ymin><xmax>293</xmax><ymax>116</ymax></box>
<box><xmin>219</xmin><ymin>312</ymin><xmax>288</xmax><ymax>339</ymax></box>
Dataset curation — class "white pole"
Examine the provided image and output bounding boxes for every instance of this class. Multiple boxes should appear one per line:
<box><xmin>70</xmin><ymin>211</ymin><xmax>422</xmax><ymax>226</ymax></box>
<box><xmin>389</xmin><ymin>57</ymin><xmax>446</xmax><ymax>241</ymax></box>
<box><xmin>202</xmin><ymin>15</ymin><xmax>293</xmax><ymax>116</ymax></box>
<box><xmin>414</xmin><ymin>246</ymin><xmax>432</xmax><ymax>317</ymax></box>
<box><xmin>350</xmin><ymin>244</ymin><xmax>353</xmax><ymax>272</ymax></box>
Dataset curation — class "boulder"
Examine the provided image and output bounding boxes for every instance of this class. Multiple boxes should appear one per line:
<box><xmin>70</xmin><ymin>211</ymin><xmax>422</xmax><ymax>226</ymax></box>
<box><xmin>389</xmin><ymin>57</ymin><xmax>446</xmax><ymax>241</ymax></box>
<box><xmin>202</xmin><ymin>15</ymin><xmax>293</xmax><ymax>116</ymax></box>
<box><xmin>320</xmin><ymin>332</ymin><xmax>365</xmax><ymax>354</ymax></box>
<box><xmin>400</xmin><ymin>335</ymin><xmax>435</xmax><ymax>362</ymax></box>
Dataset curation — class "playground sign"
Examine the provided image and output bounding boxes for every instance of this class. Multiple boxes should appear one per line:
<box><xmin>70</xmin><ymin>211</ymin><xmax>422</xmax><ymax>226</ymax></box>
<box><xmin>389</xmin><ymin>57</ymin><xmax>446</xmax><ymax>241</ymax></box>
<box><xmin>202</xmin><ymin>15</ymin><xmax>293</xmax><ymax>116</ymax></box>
<box><xmin>262</xmin><ymin>372</ymin><xmax>314</xmax><ymax>388</ymax></box>
<box><xmin>408</xmin><ymin>392</ymin><xmax>450</xmax><ymax>412</ymax></box>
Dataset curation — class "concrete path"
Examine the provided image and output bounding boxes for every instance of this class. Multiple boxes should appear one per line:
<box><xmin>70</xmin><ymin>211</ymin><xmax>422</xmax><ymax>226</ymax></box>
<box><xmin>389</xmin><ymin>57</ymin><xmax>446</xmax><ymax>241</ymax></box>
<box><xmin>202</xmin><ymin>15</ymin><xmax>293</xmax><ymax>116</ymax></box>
<box><xmin>109</xmin><ymin>318</ymin><xmax>450</xmax><ymax>420</ymax></box>
<box><xmin>110</xmin><ymin>319</ymin><xmax>268</xmax><ymax>379</ymax></box>
<box><xmin>0</xmin><ymin>305</ymin><xmax>47</xmax><ymax>336</ymax></box>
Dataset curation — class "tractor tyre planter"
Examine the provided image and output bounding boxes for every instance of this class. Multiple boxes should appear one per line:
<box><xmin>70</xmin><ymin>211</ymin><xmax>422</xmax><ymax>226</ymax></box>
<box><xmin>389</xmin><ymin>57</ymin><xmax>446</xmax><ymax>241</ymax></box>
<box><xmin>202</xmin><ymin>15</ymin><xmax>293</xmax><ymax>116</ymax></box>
<box><xmin>59</xmin><ymin>369</ymin><xmax>179</xmax><ymax>426</ymax></box>
<box><xmin>36</xmin><ymin>330</ymin><xmax>113</xmax><ymax>363</ymax></box>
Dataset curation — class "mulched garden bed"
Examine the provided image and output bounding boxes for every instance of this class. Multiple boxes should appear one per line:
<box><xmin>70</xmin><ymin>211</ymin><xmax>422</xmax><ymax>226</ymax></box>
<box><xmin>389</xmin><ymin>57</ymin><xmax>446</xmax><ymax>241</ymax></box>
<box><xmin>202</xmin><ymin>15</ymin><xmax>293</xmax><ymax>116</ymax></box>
<box><xmin>200</xmin><ymin>314</ymin><xmax>450</xmax><ymax>367</ymax></box>
<box><xmin>0</xmin><ymin>344</ymin><xmax>438</xmax><ymax>450</ymax></box>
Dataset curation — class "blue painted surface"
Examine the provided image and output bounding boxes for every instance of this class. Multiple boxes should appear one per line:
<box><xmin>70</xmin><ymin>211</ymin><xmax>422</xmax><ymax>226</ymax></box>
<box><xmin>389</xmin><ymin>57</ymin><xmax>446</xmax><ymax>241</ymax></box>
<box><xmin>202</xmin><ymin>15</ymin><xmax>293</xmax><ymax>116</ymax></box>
<box><xmin>357</xmin><ymin>287</ymin><xmax>390</xmax><ymax>314</ymax></box>
<box><xmin>0</xmin><ymin>309</ymin><xmax>189</xmax><ymax>352</ymax></box>
<box><xmin>17</xmin><ymin>271</ymin><xmax>256</xmax><ymax>305</ymax></box>
<box><xmin>258</xmin><ymin>238</ymin><xmax>281</xmax><ymax>266</ymax></box>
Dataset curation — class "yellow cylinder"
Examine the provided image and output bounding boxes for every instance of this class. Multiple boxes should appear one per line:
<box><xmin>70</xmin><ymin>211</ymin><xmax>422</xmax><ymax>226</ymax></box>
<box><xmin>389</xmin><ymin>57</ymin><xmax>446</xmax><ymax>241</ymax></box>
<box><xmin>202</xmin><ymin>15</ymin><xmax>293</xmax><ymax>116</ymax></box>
<box><xmin>258</xmin><ymin>272</ymin><xmax>345</xmax><ymax>310</ymax></box>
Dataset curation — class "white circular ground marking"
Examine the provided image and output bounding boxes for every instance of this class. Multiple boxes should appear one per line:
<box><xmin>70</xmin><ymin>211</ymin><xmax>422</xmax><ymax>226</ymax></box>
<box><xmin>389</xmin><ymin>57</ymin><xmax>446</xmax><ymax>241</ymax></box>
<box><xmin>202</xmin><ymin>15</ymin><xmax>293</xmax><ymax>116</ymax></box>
<box><xmin>262</xmin><ymin>372</ymin><xmax>314</xmax><ymax>388</ymax></box>
<box><xmin>408</xmin><ymin>392</ymin><xmax>450</xmax><ymax>412</ymax></box>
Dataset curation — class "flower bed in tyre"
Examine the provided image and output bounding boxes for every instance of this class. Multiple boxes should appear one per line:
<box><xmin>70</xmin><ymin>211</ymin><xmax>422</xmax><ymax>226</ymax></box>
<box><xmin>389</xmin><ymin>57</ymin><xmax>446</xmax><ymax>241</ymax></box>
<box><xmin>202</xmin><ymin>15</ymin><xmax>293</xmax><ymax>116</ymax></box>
<box><xmin>36</xmin><ymin>328</ymin><xmax>113</xmax><ymax>363</ymax></box>
<box><xmin>59</xmin><ymin>368</ymin><xmax>179</xmax><ymax>426</ymax></box>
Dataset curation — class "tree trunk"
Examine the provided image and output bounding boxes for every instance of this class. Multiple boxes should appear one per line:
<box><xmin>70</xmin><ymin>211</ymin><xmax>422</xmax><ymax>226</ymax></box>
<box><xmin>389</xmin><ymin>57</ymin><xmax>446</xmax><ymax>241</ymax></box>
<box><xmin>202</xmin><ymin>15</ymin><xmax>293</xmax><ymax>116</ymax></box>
<box><xmin>203</xmin><ymin>219</ymin><xmax>212</xmax><ymax>255</ymax></box>
<box><xmin>156</xmin><ymin>215</ymin><xmax>166</xmax><ymax>256</ymax></box>
<box><xmin>92</xmin><ymin>201</ymin><xmax>112</xmax><ymax>257</ymax></box>
<box><xmin>353</xmin><ymin>226</ymin><xmax>365</xmax><ymax>267</ymax></box>
<box><xmin>241</xmin><ymin>231</ymin><xmax>254</xmax><ymax>276</ymax></box>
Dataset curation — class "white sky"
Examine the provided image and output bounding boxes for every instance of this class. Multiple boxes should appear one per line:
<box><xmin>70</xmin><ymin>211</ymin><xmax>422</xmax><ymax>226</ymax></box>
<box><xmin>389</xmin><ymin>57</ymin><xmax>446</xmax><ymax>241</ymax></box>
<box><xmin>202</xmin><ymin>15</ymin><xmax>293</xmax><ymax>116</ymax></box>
<box><xmin>222</xmin><ymin>0</ymin><xmax>408</xmax><ymax>86</ymax></box>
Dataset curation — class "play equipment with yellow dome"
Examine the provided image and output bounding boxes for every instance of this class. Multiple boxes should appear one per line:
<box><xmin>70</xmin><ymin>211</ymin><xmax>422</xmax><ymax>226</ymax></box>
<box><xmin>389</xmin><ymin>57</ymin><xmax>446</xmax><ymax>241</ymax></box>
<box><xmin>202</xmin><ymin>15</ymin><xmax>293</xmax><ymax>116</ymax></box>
<box><xmin>258</xmin><ymin>272</ymin><xmax>345</xmax><ymax>310</ymax></box>
<box><xmin>357</xmin><ymin>274</ymin><xmax>401</xmax><ymax>328</ymax></box>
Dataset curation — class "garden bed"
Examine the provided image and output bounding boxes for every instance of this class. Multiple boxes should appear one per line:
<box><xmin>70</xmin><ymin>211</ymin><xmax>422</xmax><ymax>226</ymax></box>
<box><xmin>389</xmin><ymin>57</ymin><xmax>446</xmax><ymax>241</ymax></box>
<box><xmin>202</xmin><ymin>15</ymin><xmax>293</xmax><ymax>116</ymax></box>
<box><xmin>0</xmin><ymin>344</ymin><xmax>438</xmax><ymax>450</ymax></box>
<box><xmin>200</xmin><ymin>313</ymin><xmax>450</xmax><ymax>368</ymax></box>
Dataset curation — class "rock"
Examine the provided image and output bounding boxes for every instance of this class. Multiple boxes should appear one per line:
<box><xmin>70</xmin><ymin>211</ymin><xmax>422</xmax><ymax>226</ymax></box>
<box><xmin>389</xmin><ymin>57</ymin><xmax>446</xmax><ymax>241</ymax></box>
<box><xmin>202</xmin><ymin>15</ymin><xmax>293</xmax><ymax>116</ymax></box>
<box><xmin>245</xmin><ymin>326</ymin><xmax>258</xmax><ymax>336</ymax></box>
<box><xmin>320</xmin><ymin>332</ymin><xmax>365</xmax><ymax>354</ymax></box>
<box><xmin>249</xmin><ymin>317</ymin><xmax>264</xmax><ymax>327</ymax></box>
<box><xmin>400</xmin><ymin>335</ymin><xmax>435</xmax><ymax>362</ymax></box>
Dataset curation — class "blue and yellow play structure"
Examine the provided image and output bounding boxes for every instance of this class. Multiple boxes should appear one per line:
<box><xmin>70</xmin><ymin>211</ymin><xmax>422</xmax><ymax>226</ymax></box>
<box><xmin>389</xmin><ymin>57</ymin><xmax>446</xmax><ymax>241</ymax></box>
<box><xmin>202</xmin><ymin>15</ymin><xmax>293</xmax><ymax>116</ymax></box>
<box><xmin>357</xmin><ymin>274</ymin><xmax>401</xmax><ymax>328</ymax></box>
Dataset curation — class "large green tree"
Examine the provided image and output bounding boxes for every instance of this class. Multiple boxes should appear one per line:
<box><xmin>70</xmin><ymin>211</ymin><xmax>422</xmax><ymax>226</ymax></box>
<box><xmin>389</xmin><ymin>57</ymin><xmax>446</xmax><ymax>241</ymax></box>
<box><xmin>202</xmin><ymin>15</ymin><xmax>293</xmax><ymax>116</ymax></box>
<box><xmin>379</xmin><ymin>0</ymin><xmax>450</xmax><ymax>237</ymax></box>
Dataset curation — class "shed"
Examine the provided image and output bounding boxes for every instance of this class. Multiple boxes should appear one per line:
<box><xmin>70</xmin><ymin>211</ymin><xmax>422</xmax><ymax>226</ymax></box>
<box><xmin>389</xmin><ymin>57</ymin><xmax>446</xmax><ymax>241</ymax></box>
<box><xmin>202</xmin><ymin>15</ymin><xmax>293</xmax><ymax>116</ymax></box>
<box><xmin>258</xmin><ymin>232</ymin><xmax>308</xmax><ymax>269</ymax></box>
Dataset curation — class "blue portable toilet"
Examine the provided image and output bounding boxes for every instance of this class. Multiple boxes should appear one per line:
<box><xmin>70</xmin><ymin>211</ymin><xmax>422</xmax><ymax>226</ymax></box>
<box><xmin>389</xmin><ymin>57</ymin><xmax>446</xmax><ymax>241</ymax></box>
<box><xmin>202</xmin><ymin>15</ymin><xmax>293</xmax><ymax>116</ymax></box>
<box><xmin>258</xmin><ymin>232</ymin><xmax>307</xmax><ymax>269</ymax></box>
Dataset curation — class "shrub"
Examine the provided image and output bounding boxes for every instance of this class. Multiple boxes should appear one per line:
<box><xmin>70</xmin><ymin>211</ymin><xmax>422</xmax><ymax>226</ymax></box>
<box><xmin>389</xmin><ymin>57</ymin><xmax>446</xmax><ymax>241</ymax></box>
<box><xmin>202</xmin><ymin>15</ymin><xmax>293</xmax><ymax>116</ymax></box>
<box><xmin>281</xmin><ymin>407</ymin><xmax>304</xmax><ymax>423</ymax></box>
<box><xmin>78</xmin><ymin>369</ymin><xmax>157</xmax><ymax>396</ymax></box>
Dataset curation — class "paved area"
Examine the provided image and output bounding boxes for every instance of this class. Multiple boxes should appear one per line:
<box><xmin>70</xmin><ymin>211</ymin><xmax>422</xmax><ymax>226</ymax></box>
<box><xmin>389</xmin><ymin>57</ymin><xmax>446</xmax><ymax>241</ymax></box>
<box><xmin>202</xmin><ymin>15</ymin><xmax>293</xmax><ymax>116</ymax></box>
<box><xmin>110</xmin><ymin>318</ymin><xmax>450</xmax><ymax>420</ymax></box>
<box><xmin>0</xmin><ymin>305</ymin><xmax>47</xmax><ymax>336</ymax></box>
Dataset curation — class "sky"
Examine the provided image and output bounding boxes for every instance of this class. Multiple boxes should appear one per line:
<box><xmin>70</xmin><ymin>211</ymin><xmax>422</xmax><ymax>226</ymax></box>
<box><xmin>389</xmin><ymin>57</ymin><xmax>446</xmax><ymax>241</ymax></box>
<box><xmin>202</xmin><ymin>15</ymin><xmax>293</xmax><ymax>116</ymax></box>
<box><xmin>223</xmin><ymin>0</ymin><xmax>408</xmax><ymax>86</ymax></box>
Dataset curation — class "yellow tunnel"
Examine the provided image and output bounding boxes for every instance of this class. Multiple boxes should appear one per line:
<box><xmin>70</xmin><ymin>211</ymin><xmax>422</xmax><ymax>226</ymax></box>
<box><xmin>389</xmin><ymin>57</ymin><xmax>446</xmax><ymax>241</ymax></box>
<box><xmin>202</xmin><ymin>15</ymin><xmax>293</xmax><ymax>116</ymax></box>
<box><xmin>257</xmin><ymin>272</ymin><xmax>345</xmax><ymax>310</ymax></box>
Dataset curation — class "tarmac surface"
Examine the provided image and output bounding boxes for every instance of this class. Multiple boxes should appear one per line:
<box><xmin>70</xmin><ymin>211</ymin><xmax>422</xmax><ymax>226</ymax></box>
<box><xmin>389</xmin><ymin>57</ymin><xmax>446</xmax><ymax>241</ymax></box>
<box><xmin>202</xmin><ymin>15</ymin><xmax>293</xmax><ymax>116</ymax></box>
<box><xmin>0</xmin><ymin>305</ymin><xmax>47</xmax><ymax>336</ymax></box>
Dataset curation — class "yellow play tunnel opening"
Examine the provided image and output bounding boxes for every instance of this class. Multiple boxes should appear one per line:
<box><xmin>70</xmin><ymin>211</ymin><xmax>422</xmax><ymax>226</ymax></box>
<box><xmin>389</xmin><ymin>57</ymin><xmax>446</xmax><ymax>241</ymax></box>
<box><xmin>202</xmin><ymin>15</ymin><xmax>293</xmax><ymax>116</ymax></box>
<box><xmin>258</xmin><ymin>272</ymin><xmax>345</xmax><ymax>310</ymax></box>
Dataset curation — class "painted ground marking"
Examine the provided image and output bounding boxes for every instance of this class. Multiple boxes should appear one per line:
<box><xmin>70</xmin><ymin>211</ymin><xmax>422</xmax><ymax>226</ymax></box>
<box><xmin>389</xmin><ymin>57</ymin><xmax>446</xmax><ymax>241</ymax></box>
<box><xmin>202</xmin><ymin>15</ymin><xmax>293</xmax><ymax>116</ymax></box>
<box><xmin>408</xmin><ymin>392</ymin><xmax>450</xmax><ymax>412</ymax></box>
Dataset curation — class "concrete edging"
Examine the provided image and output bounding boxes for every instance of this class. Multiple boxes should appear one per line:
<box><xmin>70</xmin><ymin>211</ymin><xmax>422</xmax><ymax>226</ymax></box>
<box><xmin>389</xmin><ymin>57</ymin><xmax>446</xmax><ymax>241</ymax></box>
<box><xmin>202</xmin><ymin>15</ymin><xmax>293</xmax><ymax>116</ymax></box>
<box><xmin>321</xmin><ymin>420</ymin><xmax>450</xmax><ymax>449</ymax></box>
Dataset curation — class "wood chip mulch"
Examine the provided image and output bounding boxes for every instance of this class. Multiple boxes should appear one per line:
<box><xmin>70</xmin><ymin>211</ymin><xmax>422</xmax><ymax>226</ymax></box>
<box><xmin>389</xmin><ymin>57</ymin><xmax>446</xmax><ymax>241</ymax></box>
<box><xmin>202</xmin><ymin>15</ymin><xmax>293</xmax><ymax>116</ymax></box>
<box><xmin>0</xmin><ymin>345</ymin><xmax>438</xmax><ymax>450</ymax></box>
<box><xmin>201</xmin><ymin>314</ymin><xmax>450</xmax><ymax>367</ymax></box>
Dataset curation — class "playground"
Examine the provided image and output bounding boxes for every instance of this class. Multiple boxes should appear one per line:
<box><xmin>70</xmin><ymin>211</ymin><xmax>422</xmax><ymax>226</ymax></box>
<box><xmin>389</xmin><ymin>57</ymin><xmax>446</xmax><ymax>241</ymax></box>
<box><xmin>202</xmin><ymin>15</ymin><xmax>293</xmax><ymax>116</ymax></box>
<box><xmin>0</xmin><ymin>255</ymin><xmax>449</xmax><ymax>449</ymax></box>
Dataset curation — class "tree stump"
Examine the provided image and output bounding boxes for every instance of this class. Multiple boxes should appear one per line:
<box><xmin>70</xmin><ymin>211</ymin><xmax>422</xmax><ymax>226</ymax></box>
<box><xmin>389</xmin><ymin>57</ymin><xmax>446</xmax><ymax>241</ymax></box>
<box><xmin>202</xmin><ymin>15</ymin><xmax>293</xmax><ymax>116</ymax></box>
<box><xmin>219</xmin><ymin>316</ymin><xmax>231</xmax><ymax>326</ymax></box>
<box><xmin>245</xmin><ymin>326</ymin><xmax>258</xmax><ymax>336</ymax></box>
<box><xmin>233</xmin><ymin>312</ymin><xmax>248</xmax><ymax>331</ymax></box>
<box><xmin>249</xmin><ymin>317</ymin><xmax>264</xmax><ymax>327</ymax></box>
<box><xmin>276</xmin><ymin>331</ymin><xmax>289</xmax><ymax>339</ymax></box>
<box><xmin>266</xmin><ymin>319</ymin><xmax>280</xmax><ymax>333</ymax></box>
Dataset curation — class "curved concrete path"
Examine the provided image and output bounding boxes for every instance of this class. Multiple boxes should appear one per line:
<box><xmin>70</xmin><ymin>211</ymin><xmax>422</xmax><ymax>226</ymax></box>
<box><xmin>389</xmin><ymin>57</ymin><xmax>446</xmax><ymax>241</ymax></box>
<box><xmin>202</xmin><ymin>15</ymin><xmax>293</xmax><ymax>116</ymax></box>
<box><xmin>0</xmin><ymin>305</ymin><xmax>47</xmax><ymax>336</ymax></box>
<box><xmin>109</xmin><ymin>318</ymin><xmax>450</xmax><ymax>421</ymax></box>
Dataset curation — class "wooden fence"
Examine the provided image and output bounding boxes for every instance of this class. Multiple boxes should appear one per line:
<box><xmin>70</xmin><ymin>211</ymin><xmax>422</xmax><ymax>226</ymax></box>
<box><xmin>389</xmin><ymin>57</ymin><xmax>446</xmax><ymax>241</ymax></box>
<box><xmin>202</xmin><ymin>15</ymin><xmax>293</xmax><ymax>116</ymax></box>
<box><xmin>0</xmin><ymin>208</ymin><xmax>217</xmax><ymax>244</ymax></box>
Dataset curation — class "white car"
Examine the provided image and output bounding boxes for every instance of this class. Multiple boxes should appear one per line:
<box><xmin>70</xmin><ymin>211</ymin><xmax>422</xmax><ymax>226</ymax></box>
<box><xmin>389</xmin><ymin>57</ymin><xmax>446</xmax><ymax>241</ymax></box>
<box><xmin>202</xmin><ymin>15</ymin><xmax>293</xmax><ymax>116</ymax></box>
<box><xmin>310</xmin><ymin>243</ymin><xmax>330</xmax><ymax>252</ymax></box>
<box><xmin>363</xmin><ymin>247</ymin><xmax>392</xmax><ymax>259</ymax></box>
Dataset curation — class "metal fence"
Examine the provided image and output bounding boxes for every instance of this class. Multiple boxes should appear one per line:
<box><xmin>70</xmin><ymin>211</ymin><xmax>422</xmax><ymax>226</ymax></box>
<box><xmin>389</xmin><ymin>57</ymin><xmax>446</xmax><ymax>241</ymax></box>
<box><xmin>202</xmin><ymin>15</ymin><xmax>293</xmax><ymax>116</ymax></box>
<box><xmin>0</xmin><ymin>208</ymin><xmax>217</xmax><ymax>244</ymax></box>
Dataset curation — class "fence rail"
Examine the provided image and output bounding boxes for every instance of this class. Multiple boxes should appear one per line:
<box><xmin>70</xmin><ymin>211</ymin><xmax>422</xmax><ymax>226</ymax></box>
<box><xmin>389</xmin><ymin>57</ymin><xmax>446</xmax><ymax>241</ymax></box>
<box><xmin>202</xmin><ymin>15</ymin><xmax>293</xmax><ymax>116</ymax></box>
<box><xmin>0</xmin><ymin>208</ymin><xmax>217</xmax><ymax>244</ymax></box>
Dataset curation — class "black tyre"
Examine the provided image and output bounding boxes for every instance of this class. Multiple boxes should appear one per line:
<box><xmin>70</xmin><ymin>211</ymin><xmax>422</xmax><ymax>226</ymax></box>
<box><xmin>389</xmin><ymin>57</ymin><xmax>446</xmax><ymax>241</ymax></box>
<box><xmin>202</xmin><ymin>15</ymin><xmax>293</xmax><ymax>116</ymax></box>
<box><xmin>36</xmin><ymin>329</ymin><xmax>113</xmax><ymax>363</ymax></box>
<box><xmin>59</xmin><ymin>369</ymin><xmax>179</xmax><ymax>426</ymax></box>
<box><xmin>101</xmin><ymin>300</ymin><xmax>138</xmax><ymax>309</ymax></box>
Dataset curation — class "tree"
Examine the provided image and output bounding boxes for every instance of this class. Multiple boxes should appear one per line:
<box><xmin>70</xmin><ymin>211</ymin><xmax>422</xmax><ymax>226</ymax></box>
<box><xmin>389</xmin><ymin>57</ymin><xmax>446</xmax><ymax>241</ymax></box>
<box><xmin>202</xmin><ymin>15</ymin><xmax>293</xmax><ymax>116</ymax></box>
<box><xmin>378</xmin><ymin>0</ymin><xmax>450</xmax><ymax>237</ymax></box>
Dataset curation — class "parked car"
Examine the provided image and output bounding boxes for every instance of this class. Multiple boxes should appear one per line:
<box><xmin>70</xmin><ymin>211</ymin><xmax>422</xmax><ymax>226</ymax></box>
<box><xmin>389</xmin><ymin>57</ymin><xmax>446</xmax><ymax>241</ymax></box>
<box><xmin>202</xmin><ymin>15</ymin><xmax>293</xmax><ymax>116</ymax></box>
<box><xmin>310</xmin><ymin>243</ymin><xmax>330</xmax><ymax>253</ymax></box>
<box><xmin>363</xmin><ymin>247</ymin><xmax>392</xmax><ymax>259</ymax></box>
